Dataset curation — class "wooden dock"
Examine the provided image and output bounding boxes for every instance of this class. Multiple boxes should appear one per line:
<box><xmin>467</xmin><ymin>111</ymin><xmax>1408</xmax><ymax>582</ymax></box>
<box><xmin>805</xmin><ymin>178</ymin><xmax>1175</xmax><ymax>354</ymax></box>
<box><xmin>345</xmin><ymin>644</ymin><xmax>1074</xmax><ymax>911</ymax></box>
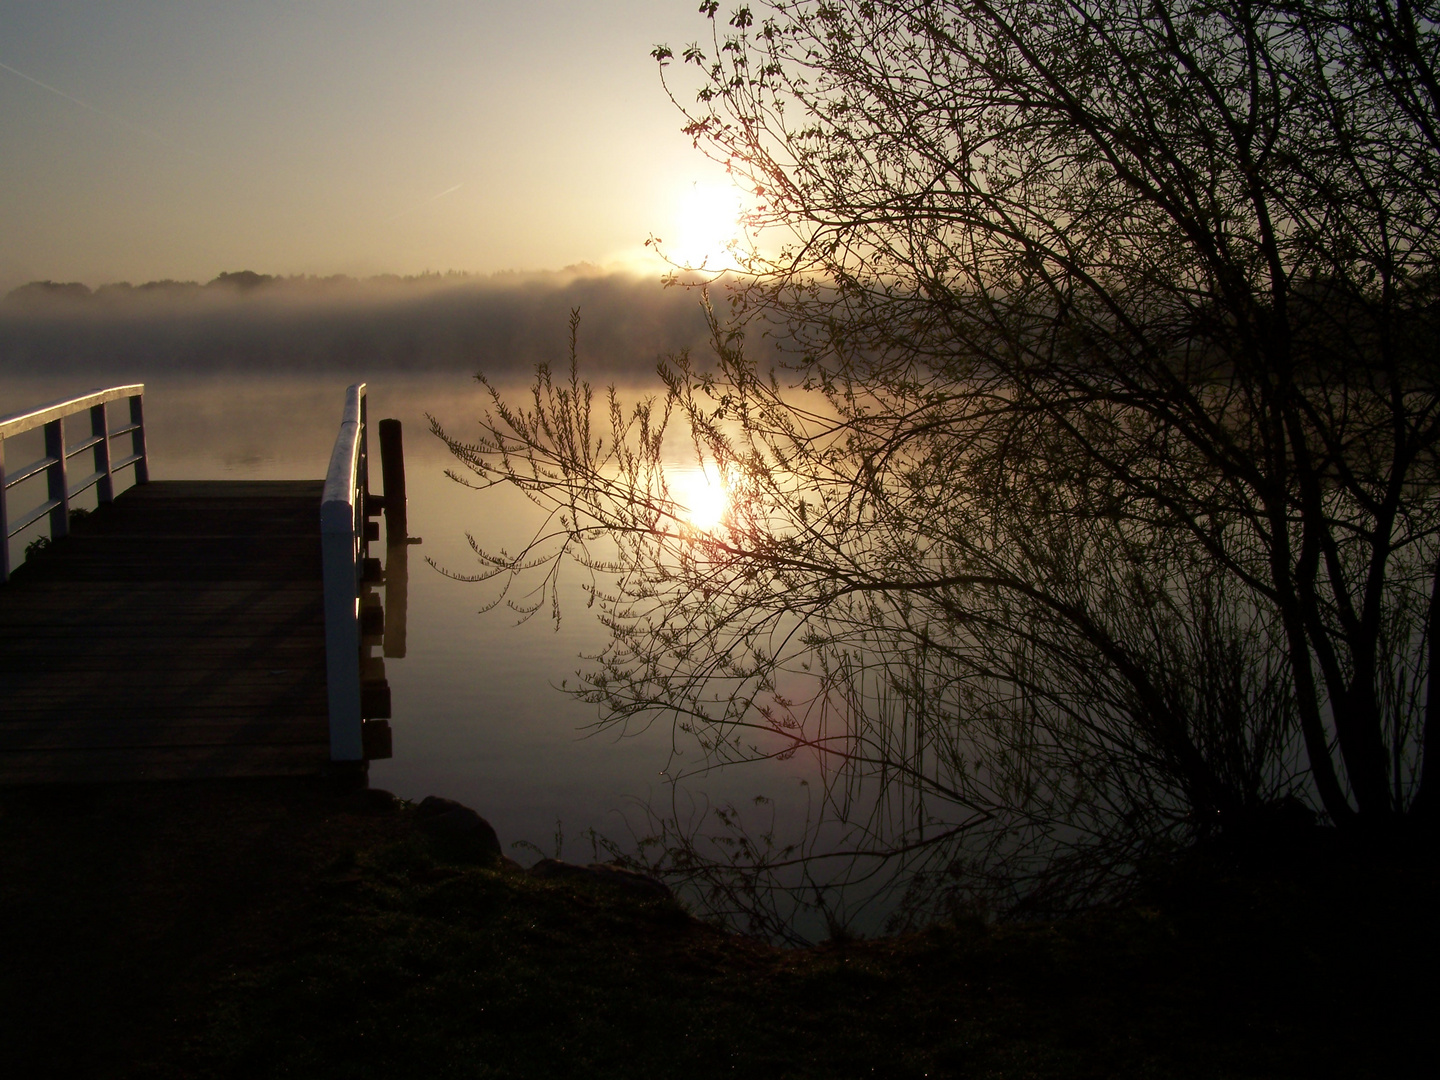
<box><xmin>0</xmin><ymin>386</ymin><xmax>394</xmax><ymax>785</ymax></box>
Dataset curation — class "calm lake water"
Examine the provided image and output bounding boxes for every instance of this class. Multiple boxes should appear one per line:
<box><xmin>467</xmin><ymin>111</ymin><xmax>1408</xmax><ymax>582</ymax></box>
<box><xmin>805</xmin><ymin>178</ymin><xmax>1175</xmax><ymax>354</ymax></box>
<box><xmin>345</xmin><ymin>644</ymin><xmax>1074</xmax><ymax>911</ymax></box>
<box><xmin>3</xmin><ymin>370</ymin><xmax>841</xmax><ymax>930</ymax></box>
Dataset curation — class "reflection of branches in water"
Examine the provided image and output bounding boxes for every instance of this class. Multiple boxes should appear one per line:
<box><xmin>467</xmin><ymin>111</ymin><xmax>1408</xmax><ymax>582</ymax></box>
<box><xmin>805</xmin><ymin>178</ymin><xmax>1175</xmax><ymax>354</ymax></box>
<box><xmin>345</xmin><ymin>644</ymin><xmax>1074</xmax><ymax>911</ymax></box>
<box><xmin>577</xmin><ymin>572</ymin><xmax>1284</xmax><ymax>942</ymax></box>
<box><xmin>591</xmin><ymin>682</ymin><xmax>1194</xmax><ymax>946</ymax></box>
<box><xmin>594</xmin><ymin>777</ymin><xmax>1160</xmax><ymax>945</ymax></box>
<box><xmin>590</xmin><ymin>785</ymin><xmax>949</xmax><ymax>946</ymax></box>
<box><xmin>429</xmin><ymin>309</ymin><xmax>1324</xmax><ymax>940</ymax></box>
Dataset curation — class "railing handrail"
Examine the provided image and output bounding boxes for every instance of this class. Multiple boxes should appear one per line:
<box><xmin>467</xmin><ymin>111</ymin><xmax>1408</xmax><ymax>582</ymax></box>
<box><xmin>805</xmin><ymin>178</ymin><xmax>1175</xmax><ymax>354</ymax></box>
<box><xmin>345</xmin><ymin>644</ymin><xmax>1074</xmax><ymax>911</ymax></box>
<box><xmin>0</xmin><ymin>384</ymin><xmax>145</xmax><ymax>440</ymax></box>
<box><xmin>320</xmin><ymin>384</ymin><xmax>365</xmax><ymax>528</ymax></box>
<box><xmin>321</xmin><ymin>382</ymin><xmax>368</xmax><ymax>763</ymax></box>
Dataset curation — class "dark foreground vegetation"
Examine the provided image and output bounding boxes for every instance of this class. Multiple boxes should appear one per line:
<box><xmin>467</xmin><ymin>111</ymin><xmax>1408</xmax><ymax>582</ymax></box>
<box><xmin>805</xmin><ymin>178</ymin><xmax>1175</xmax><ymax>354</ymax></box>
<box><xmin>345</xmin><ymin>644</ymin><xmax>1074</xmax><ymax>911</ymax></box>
<box><xmin>0</xmin><ymin>778</ymin><xmax>1431</xmax><ymax>1078</ymax></box>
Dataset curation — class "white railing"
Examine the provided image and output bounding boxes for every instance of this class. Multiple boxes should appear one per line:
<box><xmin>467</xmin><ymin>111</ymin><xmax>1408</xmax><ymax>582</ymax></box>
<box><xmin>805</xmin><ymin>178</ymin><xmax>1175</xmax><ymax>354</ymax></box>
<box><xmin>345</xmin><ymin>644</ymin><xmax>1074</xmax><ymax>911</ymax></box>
<box><xmin>0</xmin><ymin>384</ymin><xmax>149</xmax><ymax>583</ymax></box>
<box><xmin>321</xmin><ymin>382</ymin><xmax>370</xmax><ymax>762</ymax></box>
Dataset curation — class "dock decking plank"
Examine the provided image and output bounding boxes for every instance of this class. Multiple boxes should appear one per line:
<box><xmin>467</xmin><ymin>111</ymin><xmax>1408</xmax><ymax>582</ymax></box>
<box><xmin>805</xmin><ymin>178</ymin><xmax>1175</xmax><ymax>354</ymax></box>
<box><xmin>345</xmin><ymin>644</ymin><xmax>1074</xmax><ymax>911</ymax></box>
<box><xmin>0</xmin><ymin>480</ymin><xmax>342</xmax><ymax>784</ymax></box>
<box><xmin>0</xmin><ymin>745</ymin><xmax>331</xmax><ymax>784</ymax></box>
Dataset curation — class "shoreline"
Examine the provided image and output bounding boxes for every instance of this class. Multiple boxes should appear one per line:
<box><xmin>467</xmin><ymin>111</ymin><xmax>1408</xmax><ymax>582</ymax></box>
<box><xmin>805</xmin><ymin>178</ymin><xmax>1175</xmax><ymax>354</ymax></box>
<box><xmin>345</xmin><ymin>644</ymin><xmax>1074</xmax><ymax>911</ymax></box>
<box><xmin>1</xmin><ymin>775</ymin><xmax>1430</xmax><ymax>1077</ymax></box>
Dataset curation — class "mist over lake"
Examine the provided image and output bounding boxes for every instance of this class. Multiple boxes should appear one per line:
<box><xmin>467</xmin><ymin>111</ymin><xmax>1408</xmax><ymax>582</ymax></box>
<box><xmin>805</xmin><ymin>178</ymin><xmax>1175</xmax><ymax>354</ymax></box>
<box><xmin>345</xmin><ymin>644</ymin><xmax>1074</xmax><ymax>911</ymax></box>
<box><xmin>0</xmin><ymin>269</ymin><xmax>715</xmax><ymax>379</ymax></box>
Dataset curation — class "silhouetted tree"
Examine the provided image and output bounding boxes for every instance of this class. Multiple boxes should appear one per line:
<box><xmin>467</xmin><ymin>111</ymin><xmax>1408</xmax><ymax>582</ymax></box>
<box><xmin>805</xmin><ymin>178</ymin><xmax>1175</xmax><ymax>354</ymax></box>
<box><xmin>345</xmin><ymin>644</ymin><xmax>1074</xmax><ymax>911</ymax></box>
<box><xmin>206</xmin><ymin>270</ymin><xmax>276</xmax><ymax>291</ymax></box>
<box><xmin>439</xmin><ymin>0</ymin><xmax>1440</xmax><ymax>925</ymax></box>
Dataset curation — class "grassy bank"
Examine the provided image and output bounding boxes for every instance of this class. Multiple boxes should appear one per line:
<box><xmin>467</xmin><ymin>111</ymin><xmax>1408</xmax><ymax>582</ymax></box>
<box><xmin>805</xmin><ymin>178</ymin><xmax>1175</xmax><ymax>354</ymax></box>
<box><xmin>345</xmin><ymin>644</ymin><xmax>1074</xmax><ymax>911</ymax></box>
<box><xmin>0</xmin><ymin>778</ymin><xmax>1431</xmax><ymax>1077</ymax></box>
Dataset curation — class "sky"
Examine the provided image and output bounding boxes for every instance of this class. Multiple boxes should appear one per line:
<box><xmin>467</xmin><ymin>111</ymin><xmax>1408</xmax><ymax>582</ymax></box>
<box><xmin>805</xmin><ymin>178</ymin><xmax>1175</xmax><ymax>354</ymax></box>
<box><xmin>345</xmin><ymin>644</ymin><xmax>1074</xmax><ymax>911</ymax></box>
<box><xmin>0</xmin><ymin>1</ymin><xmax>739</xmax><ymax>292</ymax></box>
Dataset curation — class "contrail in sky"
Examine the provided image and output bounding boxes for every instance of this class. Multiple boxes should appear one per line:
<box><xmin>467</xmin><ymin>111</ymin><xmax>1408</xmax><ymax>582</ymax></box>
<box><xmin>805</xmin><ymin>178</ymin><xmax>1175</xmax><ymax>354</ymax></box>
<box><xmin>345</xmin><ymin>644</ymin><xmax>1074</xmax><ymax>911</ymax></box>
<box><xmin>0</xmin><ymin>58</ymin><xmax>173</xmax><ymax>147</ymax></box>
<box><xmin>386</xmin><ymin>183</ymin><xmax>463</xmax><ymax>223</ymax></box>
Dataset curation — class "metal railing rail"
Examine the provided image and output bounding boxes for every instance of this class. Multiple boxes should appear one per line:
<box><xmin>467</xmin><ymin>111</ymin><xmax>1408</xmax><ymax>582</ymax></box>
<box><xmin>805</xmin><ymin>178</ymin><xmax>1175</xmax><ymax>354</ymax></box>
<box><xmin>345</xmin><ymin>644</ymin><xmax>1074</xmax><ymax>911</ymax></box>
<box><xmin>320</xmin><ymin>382</ymin><xmax>370</xmax><ymax>762</ymax></box>
<box><xmin>0</xmin><ymin>384</ymin><xmax>148</xmax><ymax>583</ymax></box>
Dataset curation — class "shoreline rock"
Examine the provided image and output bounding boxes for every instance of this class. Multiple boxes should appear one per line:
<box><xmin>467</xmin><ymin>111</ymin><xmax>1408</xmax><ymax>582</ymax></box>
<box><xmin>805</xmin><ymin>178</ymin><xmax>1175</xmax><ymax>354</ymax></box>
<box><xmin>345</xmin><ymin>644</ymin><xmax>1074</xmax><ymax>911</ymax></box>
<box><xmin>413</xmin><ymin>795</ymin><xmax>503</xmax><ymax>862</ymax></box>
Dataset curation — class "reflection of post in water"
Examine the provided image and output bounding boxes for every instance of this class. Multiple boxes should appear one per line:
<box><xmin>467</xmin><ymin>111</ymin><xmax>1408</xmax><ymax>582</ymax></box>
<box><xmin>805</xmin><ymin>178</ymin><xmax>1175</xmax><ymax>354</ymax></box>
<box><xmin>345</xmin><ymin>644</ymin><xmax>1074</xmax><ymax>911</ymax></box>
<box><xmin>380</xmin><ymin>416</ymin><xmax>415</xmax><ymax>658</ymax></box>
<box><xmin>358</xmin><ymin>416</ymin><xmax>419</xmax><ymax>761</ymax></box>
<box><xmin>384</xmin><ymin>537</ymin><xmax>408</xmax><ymax>658</ymax></box>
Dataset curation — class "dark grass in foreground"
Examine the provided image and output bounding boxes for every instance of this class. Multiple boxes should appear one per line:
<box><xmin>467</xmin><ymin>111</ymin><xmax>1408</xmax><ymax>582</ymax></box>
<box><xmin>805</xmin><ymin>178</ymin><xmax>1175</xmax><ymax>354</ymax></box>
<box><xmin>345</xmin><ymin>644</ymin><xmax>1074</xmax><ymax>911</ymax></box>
<box><xmin>1</xmin><ymin>780</ymin><xmax>1431</xmax><ymax>1078</ymax></box>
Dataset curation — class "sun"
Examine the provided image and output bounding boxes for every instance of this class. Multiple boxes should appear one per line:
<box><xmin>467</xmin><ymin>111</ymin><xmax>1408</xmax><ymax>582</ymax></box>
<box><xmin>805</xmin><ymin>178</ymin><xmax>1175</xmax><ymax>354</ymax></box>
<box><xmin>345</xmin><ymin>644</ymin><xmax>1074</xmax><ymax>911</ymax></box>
<box><xmin>669</xmin><ymin>467</ymin><xmax>728</xmax><ymax>530</ymax></box>
<box><xmin>668</xmin><ymin>181</ymin><xmax>745</xmax><ymax>271</ymax></box>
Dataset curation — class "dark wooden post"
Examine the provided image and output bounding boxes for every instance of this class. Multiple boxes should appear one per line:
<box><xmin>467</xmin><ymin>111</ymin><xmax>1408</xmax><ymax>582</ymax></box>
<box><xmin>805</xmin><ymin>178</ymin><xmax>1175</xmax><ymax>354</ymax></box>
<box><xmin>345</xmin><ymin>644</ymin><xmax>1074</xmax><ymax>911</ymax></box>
<box><xmin>44</xmin><ymin>417</ymin><xmax>70</xmax><ymax>538</ymax></box>
<box><xmin>378</xmin><ymin>418</ymin><xmax>407</xmax><ymax>545</ymax></box>
<box><xmin>129</xmin><ymin>393</ymin><xmax>149</xmax><ymax>484</ymax></box>
<box><xmin>91</xmin><ymin>403</ymin><xmax>114</xmax><ymax>504</ymax></box>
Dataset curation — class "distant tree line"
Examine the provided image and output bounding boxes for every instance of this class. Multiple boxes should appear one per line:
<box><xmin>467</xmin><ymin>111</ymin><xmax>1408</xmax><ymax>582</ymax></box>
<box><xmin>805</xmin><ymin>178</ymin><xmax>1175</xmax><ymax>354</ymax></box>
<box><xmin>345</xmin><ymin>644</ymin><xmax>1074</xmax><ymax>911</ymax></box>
<box><xmin>2</xmin><ymin>267</ymin><xmax>557</xmax><ymax>309</ymax></box>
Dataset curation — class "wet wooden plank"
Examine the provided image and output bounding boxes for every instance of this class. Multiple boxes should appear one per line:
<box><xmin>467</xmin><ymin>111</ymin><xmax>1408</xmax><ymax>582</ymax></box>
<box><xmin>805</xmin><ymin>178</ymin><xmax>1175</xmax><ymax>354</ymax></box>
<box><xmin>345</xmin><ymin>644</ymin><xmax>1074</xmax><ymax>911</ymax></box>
<box><xmin>0</xmin><ymin>719</ymin><xmax>329</xmax><ymax>750</ymax></box>
<box><xmin>0</xmin><ymin>685</ymin><xmax>329</xmax><ymax>709</ymax></box>
<box><xmin>0</xmin><ymin>745</ymin><xmax>331</xmax><ymax>784</ymax></box>
<box><xmin>0</xmin><ymin>588</ymin><xmax>323</xmax><ymax>629</ymax></box>
<box><xmin>0</xmin><ymin>644</ymin><xmax>326</xmax><ymax>668</ymax></box>
<box><xmin>0</xmin><ymin>480</ymin><xmax>337</xmax><ymax>785</ymax></box>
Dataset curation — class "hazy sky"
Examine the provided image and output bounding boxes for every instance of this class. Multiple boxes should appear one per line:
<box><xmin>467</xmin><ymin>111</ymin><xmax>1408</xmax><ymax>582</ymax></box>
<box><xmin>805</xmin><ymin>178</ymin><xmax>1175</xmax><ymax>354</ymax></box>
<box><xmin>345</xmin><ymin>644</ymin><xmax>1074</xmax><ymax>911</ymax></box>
<box><xmin>0</xmin><ymin>1</ymin><xmax>735</xmax><ymax>291</ymax></box>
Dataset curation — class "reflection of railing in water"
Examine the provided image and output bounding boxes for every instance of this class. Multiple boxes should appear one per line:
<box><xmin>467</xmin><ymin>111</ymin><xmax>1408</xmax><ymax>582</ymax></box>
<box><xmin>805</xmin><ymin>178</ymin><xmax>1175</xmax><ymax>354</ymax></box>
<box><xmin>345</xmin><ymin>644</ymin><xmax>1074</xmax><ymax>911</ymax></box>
<box><xmin>0</xmin><ymin>384</ymin><xmax>149</xmax><ymax>582</ymax></box>
<box><xmin>321</xmin><ymin>385</ymin><xmax>413</xmax><ymax>765</ymax></box>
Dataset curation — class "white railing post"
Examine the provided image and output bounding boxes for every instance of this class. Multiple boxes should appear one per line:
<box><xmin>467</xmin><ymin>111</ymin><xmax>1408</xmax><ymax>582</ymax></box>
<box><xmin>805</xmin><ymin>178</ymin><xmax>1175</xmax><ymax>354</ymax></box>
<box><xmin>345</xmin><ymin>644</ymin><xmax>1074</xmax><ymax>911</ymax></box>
<box><xmin>321</xmin><ymin>383</ymin><xmax>367</xmax><ymax>762</ymax></box>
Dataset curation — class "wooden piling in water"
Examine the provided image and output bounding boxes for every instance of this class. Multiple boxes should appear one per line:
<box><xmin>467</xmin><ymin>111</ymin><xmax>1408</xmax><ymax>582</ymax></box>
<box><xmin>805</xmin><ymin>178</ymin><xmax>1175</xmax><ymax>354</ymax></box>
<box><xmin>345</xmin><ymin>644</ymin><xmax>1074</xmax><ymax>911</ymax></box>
<box><xmin>378</xmin><ymin>418</ymin><xmax>406</xmax><ymax>545</ymax></box>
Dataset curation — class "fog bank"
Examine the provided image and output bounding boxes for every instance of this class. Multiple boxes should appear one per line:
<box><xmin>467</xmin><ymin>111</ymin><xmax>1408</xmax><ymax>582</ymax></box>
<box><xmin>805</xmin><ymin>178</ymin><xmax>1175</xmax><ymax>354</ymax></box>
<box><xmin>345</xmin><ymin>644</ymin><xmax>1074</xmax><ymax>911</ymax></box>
<box><xmin>0</xmin><ymin>270</ymin><xmax>717</xmax><ymax>381</ymax></box>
